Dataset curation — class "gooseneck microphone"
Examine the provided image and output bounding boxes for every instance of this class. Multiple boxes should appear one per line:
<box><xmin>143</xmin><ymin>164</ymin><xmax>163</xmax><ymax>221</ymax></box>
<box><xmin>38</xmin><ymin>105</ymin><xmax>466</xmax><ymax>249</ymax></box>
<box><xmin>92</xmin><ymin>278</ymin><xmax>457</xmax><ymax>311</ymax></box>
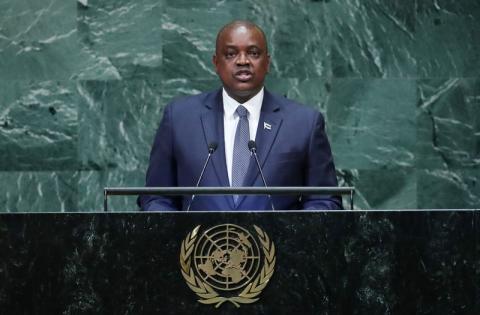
<box><xmin>186</xmin><ymin>142</ymin><xmax>218</xmax><ymax>212</ymax></box>
<box><xmin>248</xmin><ymin>140</ymin><xmax>275</xmax><ymax>211</ymax></box>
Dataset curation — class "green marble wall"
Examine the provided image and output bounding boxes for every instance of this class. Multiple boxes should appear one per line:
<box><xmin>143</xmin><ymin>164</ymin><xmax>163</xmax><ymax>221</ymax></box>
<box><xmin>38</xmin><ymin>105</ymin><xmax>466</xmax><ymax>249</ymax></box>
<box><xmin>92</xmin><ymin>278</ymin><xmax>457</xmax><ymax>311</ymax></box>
<box><xmin>0</xmin><ymin>0</ymin><xmax>479</xmax><ymax>211</ymax></box>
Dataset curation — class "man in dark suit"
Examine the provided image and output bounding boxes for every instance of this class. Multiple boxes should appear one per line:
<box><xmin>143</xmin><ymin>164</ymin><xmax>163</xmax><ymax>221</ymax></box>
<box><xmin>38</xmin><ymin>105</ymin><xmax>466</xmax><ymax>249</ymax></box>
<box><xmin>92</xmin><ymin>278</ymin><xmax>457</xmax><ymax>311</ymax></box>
<box><xmin>139</xmin><ymin>20</ymin><xmax>342</xmax><ymax>211</ymax></box>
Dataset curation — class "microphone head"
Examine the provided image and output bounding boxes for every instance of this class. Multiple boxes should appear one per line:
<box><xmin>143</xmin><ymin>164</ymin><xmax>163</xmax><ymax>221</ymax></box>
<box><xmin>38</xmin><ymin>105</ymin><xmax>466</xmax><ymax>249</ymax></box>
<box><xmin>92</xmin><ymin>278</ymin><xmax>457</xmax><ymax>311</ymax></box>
<box><xmin>248</xmin><ymin>140</ymin><xmax>256</xmax><ymax>151</ymax></box>
<box><xmin>208</xmin><ymin>142</ymin><xmax>218</xmax><ymax>153</ymax></box>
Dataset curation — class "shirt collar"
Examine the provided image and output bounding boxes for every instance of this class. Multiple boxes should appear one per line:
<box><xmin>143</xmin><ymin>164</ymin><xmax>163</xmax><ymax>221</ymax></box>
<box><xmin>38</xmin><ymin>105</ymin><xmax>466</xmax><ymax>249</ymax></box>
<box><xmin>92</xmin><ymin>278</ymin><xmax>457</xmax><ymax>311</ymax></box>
<box><xmin>222</xmin><ymin>87</ymin><xmax>264</xmax><ymax>118</ymax></box>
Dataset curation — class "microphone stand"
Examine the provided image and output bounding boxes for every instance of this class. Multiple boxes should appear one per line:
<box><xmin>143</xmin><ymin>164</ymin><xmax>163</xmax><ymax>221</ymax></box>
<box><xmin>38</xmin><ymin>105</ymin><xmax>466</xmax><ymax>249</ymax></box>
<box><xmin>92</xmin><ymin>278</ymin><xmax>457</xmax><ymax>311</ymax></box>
<box><xmin>187</xmin><ymin>143</ymin><xmax>217</xmax><ymax>212</ymax></box>
<box><xmin>248</xmin><ymin>141</ymin><xmax>275</xmax><ymax>211</ymax></box>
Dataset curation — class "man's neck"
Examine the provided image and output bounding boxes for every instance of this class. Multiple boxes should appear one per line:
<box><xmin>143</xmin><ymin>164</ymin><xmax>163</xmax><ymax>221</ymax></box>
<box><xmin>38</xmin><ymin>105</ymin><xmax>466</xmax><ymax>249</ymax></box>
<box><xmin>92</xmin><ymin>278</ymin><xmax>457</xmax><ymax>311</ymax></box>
<box><xmin>224</xmin><ymin>86</ymin><xmax>264</xmax><ymax>104</ymax></box>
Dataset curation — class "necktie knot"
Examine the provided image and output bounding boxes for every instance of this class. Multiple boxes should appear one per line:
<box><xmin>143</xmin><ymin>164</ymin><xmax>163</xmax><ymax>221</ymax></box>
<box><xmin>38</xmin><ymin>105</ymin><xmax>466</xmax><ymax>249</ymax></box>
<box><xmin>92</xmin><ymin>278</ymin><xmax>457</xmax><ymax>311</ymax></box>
<box><xmin>236</xmin><ymin>105</ymin><xmax>248</xmax><ymax>119</ymax></box>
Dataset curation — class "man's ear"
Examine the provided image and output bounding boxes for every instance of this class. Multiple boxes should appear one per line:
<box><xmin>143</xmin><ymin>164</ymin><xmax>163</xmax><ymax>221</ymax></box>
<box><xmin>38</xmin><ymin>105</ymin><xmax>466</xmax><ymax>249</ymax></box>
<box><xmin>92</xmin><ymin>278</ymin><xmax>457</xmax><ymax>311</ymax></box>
<box><xmin>212</xmin><ymin>55</ymin><xmax>218</xmax><ymax>73</ymax></box>
<box><xmin>266</xmin><ymin>54</ymin><xmax>271</xmax><ymax>73</ymax></box>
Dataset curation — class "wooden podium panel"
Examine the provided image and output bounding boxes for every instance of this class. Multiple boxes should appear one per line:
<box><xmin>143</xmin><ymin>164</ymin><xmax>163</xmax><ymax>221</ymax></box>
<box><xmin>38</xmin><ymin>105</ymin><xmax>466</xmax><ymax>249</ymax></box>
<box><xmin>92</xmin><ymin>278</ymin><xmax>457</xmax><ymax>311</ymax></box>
<box><xmin>0</xmin><ymin>210</ymin><xmax>478</xmax><ymax>314</ymax></box>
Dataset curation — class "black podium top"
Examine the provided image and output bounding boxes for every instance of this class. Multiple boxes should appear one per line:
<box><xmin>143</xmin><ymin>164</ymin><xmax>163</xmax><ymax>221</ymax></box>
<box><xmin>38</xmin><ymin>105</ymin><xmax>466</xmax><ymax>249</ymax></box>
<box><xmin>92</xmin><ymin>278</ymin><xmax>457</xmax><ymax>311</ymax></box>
<box><xmin>0</xmin><ymin>210</ymin><xmax>479</xmax><ymax>314</ymax></box>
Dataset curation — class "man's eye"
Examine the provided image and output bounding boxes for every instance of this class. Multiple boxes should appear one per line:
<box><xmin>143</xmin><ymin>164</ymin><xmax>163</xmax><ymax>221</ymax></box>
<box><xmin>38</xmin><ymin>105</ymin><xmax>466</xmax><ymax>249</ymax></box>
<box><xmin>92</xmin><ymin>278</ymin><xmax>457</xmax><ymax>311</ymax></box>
<box><xmin>248</xmin><ymin>51</ymin><xmax>260</xmax><ymax>57</ymax></box>
<box><xmin>226</xmin><ymin>52</ymin><xmax>236</xmax><ymax>58</ymax></box>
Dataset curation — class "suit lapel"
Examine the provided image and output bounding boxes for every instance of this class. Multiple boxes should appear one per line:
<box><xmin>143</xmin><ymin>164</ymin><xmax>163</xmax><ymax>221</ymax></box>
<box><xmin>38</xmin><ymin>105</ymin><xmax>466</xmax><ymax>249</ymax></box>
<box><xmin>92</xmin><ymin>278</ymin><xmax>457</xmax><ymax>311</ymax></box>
<box><xmin>239</xmin><ymin>91</ymin><xmax>283</xmax><ymax>205</ymax></box>
<box><xmin>200</xmin><ymin>89</ymin><xmax>235</xmax><ymax>209</ymax></box>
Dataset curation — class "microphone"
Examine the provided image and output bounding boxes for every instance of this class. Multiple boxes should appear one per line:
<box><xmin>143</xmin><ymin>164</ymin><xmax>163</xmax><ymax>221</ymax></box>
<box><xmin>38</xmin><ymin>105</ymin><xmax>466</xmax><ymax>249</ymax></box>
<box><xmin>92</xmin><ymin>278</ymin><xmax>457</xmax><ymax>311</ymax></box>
<box><xmin>248</xmin><ymin>140</ymin><xmax>275</xmax><ymax>211</ymax></box>
<box><xmin>186</xmin><ymin>142</ymin><xmax>218</xmax><ymax>211</ymax></box>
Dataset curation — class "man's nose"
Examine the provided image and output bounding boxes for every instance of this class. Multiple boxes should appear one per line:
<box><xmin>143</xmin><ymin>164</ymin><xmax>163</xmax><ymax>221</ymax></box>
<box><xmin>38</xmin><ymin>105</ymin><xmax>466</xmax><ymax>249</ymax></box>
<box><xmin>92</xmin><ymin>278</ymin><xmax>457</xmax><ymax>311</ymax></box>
<box><xmin>236</xmin><ymin>53</ymin><xmax>250</xmax><ymax>65</ymax></box>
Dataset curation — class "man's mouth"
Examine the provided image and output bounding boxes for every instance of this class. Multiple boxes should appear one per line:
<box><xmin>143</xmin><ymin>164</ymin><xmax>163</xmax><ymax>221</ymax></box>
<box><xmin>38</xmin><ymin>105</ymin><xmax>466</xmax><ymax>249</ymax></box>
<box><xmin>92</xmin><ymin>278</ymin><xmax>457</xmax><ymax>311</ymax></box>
<box><xmin>234</xmin><ymin>70</ymin><xmax>253</xmax><ymax>82</ymax></box>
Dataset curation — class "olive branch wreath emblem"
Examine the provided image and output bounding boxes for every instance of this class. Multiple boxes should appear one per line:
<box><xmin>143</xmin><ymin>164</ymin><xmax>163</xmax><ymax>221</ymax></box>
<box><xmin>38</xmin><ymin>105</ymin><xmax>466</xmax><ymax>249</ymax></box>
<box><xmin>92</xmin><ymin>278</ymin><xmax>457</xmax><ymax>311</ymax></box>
<box><xmin>179</xmin><ymin>225</ymin><xmax>276</xmax><ymax>308</ymax></box>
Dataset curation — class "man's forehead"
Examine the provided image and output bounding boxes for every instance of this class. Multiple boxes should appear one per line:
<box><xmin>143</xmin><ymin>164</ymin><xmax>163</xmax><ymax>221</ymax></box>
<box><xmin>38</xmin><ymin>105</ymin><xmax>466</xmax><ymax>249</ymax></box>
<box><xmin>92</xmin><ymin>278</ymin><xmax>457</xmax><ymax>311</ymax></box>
<box><xmin>217</xmin><ymin>26</ymin><xmax>265</xmax><ymax>46</ymax></box>
<box><xmin>226</xmin><ymin>24</ymin><xmax>253</xmax><ymax>34</ymax></box>
<box><xmin>215</xmin><ymin>21</ymin><xmax>268</xmax><ymax>53</ymax></box>
<box><xmin>220</xmin><ymin>25</ymin><xmax>261</xmax><ymax>39</ymax></box>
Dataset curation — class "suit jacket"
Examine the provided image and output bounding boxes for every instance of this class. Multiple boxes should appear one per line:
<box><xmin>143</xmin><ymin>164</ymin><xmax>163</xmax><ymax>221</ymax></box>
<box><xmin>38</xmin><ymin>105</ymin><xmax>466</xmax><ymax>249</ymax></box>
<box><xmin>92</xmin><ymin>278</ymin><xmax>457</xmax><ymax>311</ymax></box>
<box><xmin>139</xmin><ymin>88</ymin><xmax>342</xmax><ymax>211</ymax></box>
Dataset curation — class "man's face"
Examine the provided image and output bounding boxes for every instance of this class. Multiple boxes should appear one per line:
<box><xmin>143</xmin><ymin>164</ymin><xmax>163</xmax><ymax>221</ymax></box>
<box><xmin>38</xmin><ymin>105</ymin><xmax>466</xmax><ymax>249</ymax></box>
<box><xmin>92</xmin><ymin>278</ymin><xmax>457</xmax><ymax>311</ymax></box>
<box><xmin>213</xmin><ymin>25</ymin><xmax>270</xmax><ymax>103</ymax></box>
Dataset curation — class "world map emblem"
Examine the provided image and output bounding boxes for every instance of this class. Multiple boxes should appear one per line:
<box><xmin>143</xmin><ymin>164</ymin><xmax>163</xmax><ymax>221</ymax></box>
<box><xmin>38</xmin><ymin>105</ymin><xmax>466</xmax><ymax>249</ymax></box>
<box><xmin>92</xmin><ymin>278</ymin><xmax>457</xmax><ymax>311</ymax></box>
<box><xmin>180</xmin><ymin>224</ymin><xmax>276</xmax><ymax>308</ymax></box>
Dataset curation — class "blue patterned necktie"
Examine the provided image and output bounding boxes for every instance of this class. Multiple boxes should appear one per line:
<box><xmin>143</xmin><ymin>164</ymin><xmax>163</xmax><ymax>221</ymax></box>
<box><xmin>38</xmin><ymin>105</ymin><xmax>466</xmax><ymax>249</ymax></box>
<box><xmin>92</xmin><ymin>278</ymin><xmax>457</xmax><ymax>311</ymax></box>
<box><xmin>232</xmin><ymin>105</ymin><xmax>251</xmax><ymax>205</ymax></box>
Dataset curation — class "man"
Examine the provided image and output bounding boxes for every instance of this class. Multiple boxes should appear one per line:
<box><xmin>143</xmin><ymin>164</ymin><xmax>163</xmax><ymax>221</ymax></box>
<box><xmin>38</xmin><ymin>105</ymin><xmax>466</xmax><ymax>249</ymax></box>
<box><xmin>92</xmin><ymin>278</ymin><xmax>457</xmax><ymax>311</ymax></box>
<box><xmin>139</xmin><ymin>20</ymin><xmax>342</xmax><ymax>211</ymax></box>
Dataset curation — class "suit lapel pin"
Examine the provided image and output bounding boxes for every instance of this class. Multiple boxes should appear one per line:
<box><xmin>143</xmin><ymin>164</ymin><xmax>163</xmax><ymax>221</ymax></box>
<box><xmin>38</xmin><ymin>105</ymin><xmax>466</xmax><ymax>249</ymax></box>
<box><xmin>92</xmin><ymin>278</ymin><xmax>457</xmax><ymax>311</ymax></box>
<box><xmin>264</xmin><ymin>122</ymin><xmax>272</xmax><ymax>130</ymax></box>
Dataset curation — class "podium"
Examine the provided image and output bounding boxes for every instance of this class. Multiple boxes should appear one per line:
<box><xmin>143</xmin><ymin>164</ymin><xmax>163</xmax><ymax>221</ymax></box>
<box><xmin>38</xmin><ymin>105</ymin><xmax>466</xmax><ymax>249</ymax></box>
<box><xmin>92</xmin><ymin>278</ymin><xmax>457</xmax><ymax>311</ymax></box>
<box><xmin>0</xmin><ymin>210</ymin><xmax>478</xmax><ymax>314</ymax></box>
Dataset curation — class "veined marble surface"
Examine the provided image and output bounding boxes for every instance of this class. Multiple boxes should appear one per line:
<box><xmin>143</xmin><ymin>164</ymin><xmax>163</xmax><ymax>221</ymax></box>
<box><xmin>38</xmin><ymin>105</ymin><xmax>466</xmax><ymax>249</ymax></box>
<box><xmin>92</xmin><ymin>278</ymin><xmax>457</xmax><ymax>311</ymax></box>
<box><xmin>0</xmin><ymin>0</ymin><xmax>479</xmax><ymax>211</ymax></box>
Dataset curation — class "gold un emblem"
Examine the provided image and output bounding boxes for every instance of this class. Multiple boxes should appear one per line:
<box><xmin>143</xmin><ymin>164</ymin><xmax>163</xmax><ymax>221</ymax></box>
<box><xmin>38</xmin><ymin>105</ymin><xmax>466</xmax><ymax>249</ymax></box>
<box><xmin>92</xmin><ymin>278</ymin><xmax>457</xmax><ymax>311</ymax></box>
<box><xmin>180</xmin><ymin>224</ymin><xmax>276</xmax><ymax>308</ymax></box>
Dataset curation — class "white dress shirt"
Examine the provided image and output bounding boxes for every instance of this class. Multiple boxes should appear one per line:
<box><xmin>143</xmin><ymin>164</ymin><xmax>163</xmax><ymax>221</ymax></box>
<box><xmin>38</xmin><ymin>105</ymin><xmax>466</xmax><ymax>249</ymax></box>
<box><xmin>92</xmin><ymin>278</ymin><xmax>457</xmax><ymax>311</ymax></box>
<box><xmin>223</xmin><ymin>87</ymin><xmax>264</xmax><ymax>186</ymax></box>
